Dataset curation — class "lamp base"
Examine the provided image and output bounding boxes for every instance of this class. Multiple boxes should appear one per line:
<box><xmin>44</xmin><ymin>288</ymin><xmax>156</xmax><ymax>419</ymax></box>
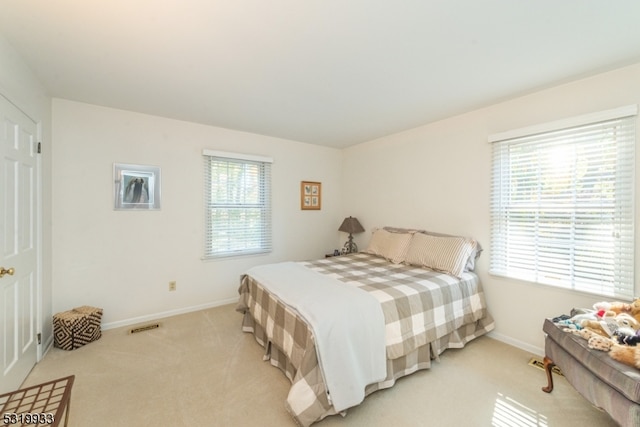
<box><xmin>342</xmin><ymin>235</ymin><xmax>358</xmax><ymax>254</ymax></box>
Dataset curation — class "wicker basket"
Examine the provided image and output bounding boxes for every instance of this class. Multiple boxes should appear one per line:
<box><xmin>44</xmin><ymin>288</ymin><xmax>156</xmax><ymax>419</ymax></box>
<box><xmin>53</xmin><ymin>306</ymin><xmax>103</xmax><ymax>350</ymax></box>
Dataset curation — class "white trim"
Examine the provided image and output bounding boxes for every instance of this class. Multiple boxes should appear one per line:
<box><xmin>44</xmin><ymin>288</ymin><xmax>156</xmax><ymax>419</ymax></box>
<box><xmin>488</xmin><ymin>104</ymin><xmax>638</xmax><ymax>143</ymax></box>
<box><xmin>36</xmin><ymin>121</ymin><xmax>43</xmax><ymax>362</ymax></box>
<box><xmin>101</xmin><ymin>297</ymin><xmax>239</xmax><ymax>330</ymax></box>
<box><xmin>202</xmin><ymin>149</ymin><xmax>273</xmax><ymax>164</ymax></box>
<box><xmin>487</xmin><ymin>331</ymin><xmax>544</xmax><ymax>357</ymax></box>
<box><xmin>41</xmin><ymin>336</ymin><xmax>54</xmax><ymax>359</ymax></box>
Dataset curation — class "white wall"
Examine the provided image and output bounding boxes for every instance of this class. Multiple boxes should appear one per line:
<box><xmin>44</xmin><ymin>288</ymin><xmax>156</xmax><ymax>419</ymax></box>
<box><xmin>0</xmin><ymin>35</ymin><xmax>54</xmax><ymax>349</ymax></box>
<box><xmin>52</xmin><ymin>99</ymin><xmax>343</xmax><ymax>327</ymax></box>
<box><xmin>343</xmin><ymin>62</ymin><xmax>640</xmax><ymax>355</ymax></box>
<box><xmin>24</xmin><ymin>42</ymin><xmax>640</xmax><ymax>353</ymax></box>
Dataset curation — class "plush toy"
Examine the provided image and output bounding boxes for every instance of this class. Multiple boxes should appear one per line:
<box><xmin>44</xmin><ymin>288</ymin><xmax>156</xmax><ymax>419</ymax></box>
<box><xmin>617</xmin><ymin>334</ymin><xmax>640</xmax><ymax>346</ymax></box>
<box><xmin>610</xmin><ymin>344</ymin><xmax>640</xmax><ymax>368</ymax></box>
<box><xmin>593</xmin><ymin>301</ymin><xmax>632</xmax><ymax>316</ymax></box>
<box><xmin>589</xmin><ymin>335</ymin><xmax>615</xmax><ymax>351</ymax></box>
<box><xmin>556</xmin><ymin>319</ymin><xmax>580</xmax><ymax>330</ymax></box>
<box><xmin>565</xmin><ymin>327</ymin><xmax>593</xmax><ymax>340</ymax></box>
<box><xmin>613</xmin><ymin>312</ymin><xmax>640</xmax><ymax>330</ymax></box>
<box><xmin>581</xmin><ymin>319</ymin><xmax>615</xmax><ymax>338</ymax></box>
<box><xmin>561</xmin><ymin>309</ymin><xmax>599</xmax><ymax>330</ymax></box>
<box><xmin>565</xmin><ymin>327</ymin><xmax>615</xmax><ymax>351</ymax></box>
<box><xmin>580</xmin><ymin>312</ymin><xmax>640</xmax><ymax>338</ymax></box>
<box><xmin>561</xmin><ymin>300</ymin><xmax>640</xmax><ymax>368</ymax></box>
<box><xmin>628</xmin><ymin>298</ymin><xmax>640</xmax><ymax>324</ymax></box>
<box><xmin>570</xmin><ymin>307</ymin><xmax>594</xmax><ymax>317</ymax></box>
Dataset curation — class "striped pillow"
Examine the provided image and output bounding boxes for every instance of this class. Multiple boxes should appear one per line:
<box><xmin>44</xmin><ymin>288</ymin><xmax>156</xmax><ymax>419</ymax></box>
<box><xmin>404</xmin><ymin>233</ymin><xmax>476</xmax><ymax>277</ymax></box>
<box><xmin>362</xmin><ymin>228</ymin><xmax>413</xmax><ymax>264</ymax></box>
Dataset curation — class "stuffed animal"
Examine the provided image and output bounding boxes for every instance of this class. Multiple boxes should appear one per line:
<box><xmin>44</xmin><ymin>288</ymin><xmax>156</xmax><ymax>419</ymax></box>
<box><xmin>613</xmin><ymin>312</ymin><xmax>640</xmax><ymax>331</ymax></box>
<box><xmin>561</xmin><ymin>309</ymin><xmax>600</xmax><ymax>330</ymax></box>
<box><xmin>628</xmin><ymin>298</ymin><xmax>640</xmax><ymax>324</ymax></box>
<box><xmin>565</xmin><ymin>328</ymin><xmax>615</xmax><ymax>351</ymax></box>
<box><xmin>589</xmin><ymin>335</ymin><xmax>615</xmax><ymax>351</ymax></box>
<box><xmin>593</xmin><ymin>301</ymin><xmax>632</xmax><ymax>316</ymax></box>
<box><xmin>565</xmin><ymin>328</ymin><xmax>593</xmax><ymax>340</ymax></box>
<box><xmin>610</xmin><ymin>344</ymin><xmax>640</xmax><ymax>368</ymax></box>
<box><xmin>562</xmin><ymin>299</ymin><xmax>640</xmax><ymax>369</ymax></box>
<box><xmin>617</xmin><ymin>334</ymin><xmax>640</xmax><ymax>346</ymax></box>
<box><xmin>580</xmin><ymin>312</ymin><xmax>640</xmax><ymax>338</ymax></box>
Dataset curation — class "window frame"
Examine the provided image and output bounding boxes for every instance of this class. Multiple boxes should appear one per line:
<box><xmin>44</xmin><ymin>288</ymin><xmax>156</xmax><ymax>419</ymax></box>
<box><xmin>489</xmin><ymin>106</ymin><xmax>637</xmax><ymax>300</ymax></box>
<box><xmin>203</xmin><ymin>150</ymin><xmax>273</xmax><ymax>260</ymax></box>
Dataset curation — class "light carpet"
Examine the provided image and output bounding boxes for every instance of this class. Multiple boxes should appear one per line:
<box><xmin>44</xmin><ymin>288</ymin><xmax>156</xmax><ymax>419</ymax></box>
<box><xmin>22</xmin><ymin>304</ymin><xmax>618</xmax><ymax>426</ymax></box>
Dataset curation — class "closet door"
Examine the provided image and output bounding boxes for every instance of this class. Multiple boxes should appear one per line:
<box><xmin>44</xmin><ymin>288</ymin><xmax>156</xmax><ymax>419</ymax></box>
<box><xmin>0</xmin><ymin>94</ymin><xmax>39</xmax><ymax>394</ymax></box>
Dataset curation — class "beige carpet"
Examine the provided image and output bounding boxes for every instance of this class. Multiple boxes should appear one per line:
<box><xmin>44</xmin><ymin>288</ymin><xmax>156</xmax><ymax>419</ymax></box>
<box><xmin>23</xmin><ymin>304</ymin><xmax>617</xmax><ymax>426</ymax></box>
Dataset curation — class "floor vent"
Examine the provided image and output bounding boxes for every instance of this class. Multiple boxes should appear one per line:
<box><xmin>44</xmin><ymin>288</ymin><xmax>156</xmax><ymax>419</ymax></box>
<box><xmin>129</xmin><ymin>323</ymin><xmax>161</xmax><ymax>334</ymax></box>
<box><xmin>528</xmin><ymin>357</ymin><xmax>563</xmax><ymax>376</ymax></box>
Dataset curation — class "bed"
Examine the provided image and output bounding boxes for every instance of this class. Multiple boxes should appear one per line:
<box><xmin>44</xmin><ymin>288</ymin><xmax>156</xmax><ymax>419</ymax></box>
<box><xmin>236</xmin><ymin>227</ymin><xmax>495</xmax><ymax>426</ymax></box>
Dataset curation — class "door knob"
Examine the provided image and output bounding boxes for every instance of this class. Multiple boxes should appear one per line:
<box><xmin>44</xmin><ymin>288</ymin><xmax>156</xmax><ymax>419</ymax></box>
<box><xmin>0</xmin><ymin>267</ymin><xmax>15</xmax><ymax>278</ymax></box>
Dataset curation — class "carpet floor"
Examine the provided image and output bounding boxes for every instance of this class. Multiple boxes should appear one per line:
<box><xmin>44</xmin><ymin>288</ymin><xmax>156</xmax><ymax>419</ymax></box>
<box><xmin>22</xmin><ymin>303</ymin><xmax>618</xmax><ymax>426</ymax></box>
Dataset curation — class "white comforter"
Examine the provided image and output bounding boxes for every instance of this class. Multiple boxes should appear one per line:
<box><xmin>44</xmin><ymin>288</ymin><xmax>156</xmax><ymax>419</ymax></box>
<box><xmin>245</xmin><ymin>262</ymin><xmax>387</xmax><ymax>412</ymax></box>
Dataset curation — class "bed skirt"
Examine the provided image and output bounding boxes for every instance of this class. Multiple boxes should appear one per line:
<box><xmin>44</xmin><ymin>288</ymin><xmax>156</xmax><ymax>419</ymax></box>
<box><xmin>241</xmin><ymin>311</ymin><xmax>493</xmax><ymax>426</ymax></box>
<box><xmin>237</xmin><ymin>253</ymin><xmax>495</xmax><ymax>426</ymax></box>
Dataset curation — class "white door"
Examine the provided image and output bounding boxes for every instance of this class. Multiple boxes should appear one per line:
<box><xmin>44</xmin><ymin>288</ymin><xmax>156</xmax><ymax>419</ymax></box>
<box><xmin>0</xmin><ymin>94</ymin><xmax>39</xmax><ymax>394</ymax></box>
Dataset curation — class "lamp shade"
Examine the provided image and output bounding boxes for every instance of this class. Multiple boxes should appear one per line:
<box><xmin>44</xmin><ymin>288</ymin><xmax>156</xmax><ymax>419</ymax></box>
<box><xmin>338</xmin><ymin>216</ymin><xmax>364</xmax><ymax>234</ymax></box>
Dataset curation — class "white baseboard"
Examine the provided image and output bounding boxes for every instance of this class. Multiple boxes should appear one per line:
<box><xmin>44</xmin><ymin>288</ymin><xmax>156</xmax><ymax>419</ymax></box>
<box><xmin>102</xmin><ymin>297</ymin><xmax>239</xmax><ymax>331</ymax></box>
<box><xmin>37</xmin><ymin>335</ymin><xmax>54</xmax><ymax>362</ymax></box>
<box><xmin>488</xmin><ymin>331</ymin><xmax>544</xmax><ymax>357</ymax></box>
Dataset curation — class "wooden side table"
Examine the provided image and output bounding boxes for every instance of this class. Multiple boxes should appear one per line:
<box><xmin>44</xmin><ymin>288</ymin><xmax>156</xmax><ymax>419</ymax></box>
<box><xmin>0</xmin><ymin>375</ymin><xmax>75</xmax><ymax>427</ymax></box>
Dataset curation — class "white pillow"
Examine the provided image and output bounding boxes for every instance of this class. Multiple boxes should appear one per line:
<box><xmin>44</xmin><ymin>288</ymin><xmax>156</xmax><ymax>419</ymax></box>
<box><xmin>363</xmin><ymin>229</ymin><xmax>413</xmax><ymax>264</ymax></box>
<box><xmin>404</xmin><ymin>233</ymin><xmax>476</xmax><ymax>277</ymax></box>
<box><xmin>384</xmin><ymin>227</ymin><xmax>482</xmax><ymax>271</ymax></box>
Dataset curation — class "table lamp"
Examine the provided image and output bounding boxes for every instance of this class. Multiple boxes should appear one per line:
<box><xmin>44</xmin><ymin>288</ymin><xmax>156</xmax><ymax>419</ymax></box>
<box><xmin>338</xmin><ymin>216</ymin><xmax>364</xmax><ymax>254</ymax></box>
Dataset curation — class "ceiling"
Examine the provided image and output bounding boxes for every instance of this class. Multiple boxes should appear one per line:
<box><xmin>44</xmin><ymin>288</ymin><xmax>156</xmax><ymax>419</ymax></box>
<box><xmin>1</xmin><ymin>1</ymin><xmax>640</xmax><ymax>148</ymax></box>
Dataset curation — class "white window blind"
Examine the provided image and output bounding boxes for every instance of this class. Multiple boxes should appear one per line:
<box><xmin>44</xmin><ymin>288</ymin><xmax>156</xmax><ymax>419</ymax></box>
<box><xmin>490</xmin><ymin>108</ymin><xmax>636</xmax><ymax>299</ymax></box>
<box><xmin>203</xmin><ymin>151</ymin><xmax>272</xmax><ymax>259</ymax></box>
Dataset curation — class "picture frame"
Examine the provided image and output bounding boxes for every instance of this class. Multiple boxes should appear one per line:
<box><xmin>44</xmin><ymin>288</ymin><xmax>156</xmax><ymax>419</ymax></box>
<box><xmin>301</xmin><ymin>181</ymin><xmax>321</xmax><ymax>210</ymax></box>
<box><xmin>114</xmin><ymin>163</ymin><xmax>161</xmax><ymax>210</ymax></box>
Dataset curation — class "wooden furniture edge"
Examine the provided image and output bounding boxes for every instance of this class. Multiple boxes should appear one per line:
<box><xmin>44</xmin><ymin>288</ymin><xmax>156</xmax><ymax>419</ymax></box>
<box><xmin>542</xmin><ymin>356</ymin><xmax>555</xmax><ymax>393</ymax></box>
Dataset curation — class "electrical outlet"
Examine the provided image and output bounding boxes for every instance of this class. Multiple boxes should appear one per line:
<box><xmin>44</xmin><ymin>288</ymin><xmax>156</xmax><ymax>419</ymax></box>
<box><xmin>169</xmin><ymin>281</ymin><xmax>176</xmax><ymax>291</ymax></box>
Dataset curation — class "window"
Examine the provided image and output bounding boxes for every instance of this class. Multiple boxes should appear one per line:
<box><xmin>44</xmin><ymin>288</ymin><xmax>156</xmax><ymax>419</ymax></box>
<box><xmin>489</xmin><ymin>106</ymin><xmax>637</xmax><ymax>299</ymax></box>
<box><xmin>203</xmin><ymin>150</ymin><xmax>272</xmax><ymax>259</ymax></box>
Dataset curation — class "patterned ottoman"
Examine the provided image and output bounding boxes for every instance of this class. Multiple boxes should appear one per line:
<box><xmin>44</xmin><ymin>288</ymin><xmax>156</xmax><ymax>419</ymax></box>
<box><xmin>53</xmin><ymin>306</ymin><xmax>103</xmax><ymax>350</ymax></box>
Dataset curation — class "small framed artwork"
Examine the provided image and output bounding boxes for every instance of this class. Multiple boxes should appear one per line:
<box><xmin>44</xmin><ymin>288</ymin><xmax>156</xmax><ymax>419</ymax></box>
<box><xmin>301</xmin><ymin>181</ymin><xmax>321</xmax><ymax>210</ymax></box>
<box><xmin>114</xmin><ymin>163</ymin><xmax>161</xmax><ymax>210</ymax></box>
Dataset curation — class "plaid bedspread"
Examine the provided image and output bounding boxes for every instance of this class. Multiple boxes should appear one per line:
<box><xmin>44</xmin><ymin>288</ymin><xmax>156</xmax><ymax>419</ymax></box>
<box><xmin>237</xmin><ymin>252</ymin><xmax>495</xmax><ymax>426</ymax></box>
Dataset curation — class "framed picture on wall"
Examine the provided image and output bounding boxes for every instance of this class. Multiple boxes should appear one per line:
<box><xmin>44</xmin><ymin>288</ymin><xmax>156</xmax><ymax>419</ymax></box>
<box><xmin>114</xmin><ymin>163</ymin><xmax>161</xmax><ymax>210</ymax></box>
<box><xmin>301</xmin><ymin>181</ymin><xmax>321</xmax><ymax>210</ymax></box>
